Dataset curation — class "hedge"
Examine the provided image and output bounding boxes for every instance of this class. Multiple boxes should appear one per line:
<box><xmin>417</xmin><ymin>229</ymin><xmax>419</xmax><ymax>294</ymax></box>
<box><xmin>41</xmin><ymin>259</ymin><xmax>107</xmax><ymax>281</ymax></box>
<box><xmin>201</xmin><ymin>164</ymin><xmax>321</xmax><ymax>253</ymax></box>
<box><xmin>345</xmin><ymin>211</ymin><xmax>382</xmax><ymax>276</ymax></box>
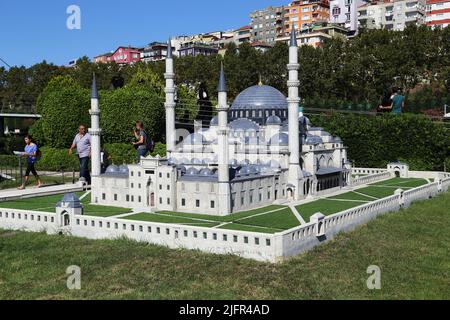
<box><xmin>310</xmin><ymin>113</ymin><xmax>449</xmax><ymax>171</ymax></box>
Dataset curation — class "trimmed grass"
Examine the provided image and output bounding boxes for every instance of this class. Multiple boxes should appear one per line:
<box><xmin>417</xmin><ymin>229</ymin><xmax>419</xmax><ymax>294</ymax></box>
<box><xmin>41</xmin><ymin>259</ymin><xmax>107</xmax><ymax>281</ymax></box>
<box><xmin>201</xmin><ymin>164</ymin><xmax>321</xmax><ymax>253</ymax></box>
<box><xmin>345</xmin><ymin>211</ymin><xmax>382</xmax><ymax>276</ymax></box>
<box><xmin>0</xmin><ymin>176</ymin><xmax>69</xmax><ymax>190</ymax></box>
<box><xmin>356</xmin><ymin>186</ymin><xmax>399</xmax><ymax>199</ymax></box>
<box><xmin>122</xmin><ymin>206</ymin><xmax>297</xmax><ymax>234</ymax></box>
<box><xmin>0</xmin><ymin>192</ymin><xmax>85</xmax><ymax>213</ymax></box>
<box><xmin>328</xmin><ymin>191</ymin><xmax>374</xmax><ymax>202</ymax></box>
<box><xmin>0</xmin><ymin>192</ymin><xmax>449</xmax><ymax>299</ymax></box>
<box><xmin>122</xmin><ymin>213</ymin><xmax>220</xmax><ymax>228</ymax></box>
<box><xmin>0</xmin><ymin>192</ymin><xmax>131</xmax><ymax>217</ymax></box>
<box><xmin>233</xmin><ymin>208</ymin><xmax>300</xmax><ymax>230</ymax></box>
<box><xmin>157</xmin><ymin>205</ymin><xmax>286</xmax><ymax>223</ymax></box>
<box><xmin>296</xmin><ymin>199</ymin><xmax>367</xmax><ymax>222</ymax></box>
<box><xmin>370</xmin><ymin>178</ymin><xmax>428</xmax><ymax>188</ymax></box>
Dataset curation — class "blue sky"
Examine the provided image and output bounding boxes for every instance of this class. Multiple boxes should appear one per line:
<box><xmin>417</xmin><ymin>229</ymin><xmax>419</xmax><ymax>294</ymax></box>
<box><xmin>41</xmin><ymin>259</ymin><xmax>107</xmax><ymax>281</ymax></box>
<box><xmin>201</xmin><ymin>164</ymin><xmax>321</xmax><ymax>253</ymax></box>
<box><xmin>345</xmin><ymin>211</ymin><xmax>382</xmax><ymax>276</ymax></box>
<box><xmin>0</xmin><ymin>0</ymin><xmax>281</xmax><ymax>68</ymax></box>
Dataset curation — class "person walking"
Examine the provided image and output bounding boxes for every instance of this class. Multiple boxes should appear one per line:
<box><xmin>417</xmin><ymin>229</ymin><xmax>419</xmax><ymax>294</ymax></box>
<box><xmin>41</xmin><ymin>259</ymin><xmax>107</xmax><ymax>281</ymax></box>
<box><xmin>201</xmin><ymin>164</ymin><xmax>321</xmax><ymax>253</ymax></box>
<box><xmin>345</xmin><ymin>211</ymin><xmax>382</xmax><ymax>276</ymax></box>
<box><xmin>390</xmin><ymin>87</ymin><xmax>405</xmax><ymax>114</ymax></box>
<box><xmin>69</xmin><ymin>124</ymin><xmax>92</xmax><ymax>185</ymax></box>
<box><xmin>18</xmin><ymin>135</ymin><xmax>43</xmax><ymax>190</ymax></box>
<box><xmin>132</xmin><ymin>121</ymin><xmax>152</xmax><ymax>163</ymax></box>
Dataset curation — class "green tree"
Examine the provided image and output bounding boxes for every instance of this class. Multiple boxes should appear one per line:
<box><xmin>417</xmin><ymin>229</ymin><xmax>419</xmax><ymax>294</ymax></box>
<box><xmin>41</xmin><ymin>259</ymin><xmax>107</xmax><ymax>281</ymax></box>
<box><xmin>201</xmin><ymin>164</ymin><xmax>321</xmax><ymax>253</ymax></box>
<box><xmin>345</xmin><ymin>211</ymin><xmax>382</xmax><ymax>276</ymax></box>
<box><xmin>35</xmin><ymin>76</ymin><xmax>90</xmax><ymax>148</ymax></box>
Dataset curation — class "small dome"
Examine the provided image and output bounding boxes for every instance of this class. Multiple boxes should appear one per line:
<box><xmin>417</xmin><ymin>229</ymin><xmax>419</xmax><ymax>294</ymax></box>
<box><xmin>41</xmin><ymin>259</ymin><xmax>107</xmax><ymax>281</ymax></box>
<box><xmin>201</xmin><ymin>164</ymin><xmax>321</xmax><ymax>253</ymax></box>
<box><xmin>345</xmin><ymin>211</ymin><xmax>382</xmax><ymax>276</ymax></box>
<box><xmin>184</xmin><ymin>133</ymin><xmax>206</xmax><ymax>146</ymax></box>
<box><xmin>177</xmin><ymin>165</ymin><xmax>187</xmax><ymax>174</ymax></box>
<box><xmin>186</xmin><ymin>167</ymin><xmax>199</xmax><ymax>176</ymax></box>
<box><xmin>269</xmin><ymin>160</ymin><xmax>281</xmax><ymax>169</ymax></box>
<box><xmin>240</xmin><ymin>159</ymin><xmax>251</xmax><ymax>166</ymax></box>
<box><xmin>334</xmin><ymin>137</ymin><xmax>342</xmax><ymax>143</ymax></box>
<box><xmin>118</xmin><ymin>165</ymin><xmax>129</xmax><ymax>174</ymax></box>
<box><xmin>270</xmin><ymin>133</ymin><xmax>289</xmax><ymax>146</ymax></box>
<box><xmin>305</xmin><ymin>135</ymin><xmax>323</xmax><ymax>145</ymax></box>
<box><xmin>191</xmin><ymin>158</ymin><xmax>203</xmax><ymax>165</ymax></box>
<box><xmin>249</xmin><ymin>165</ymin><xmax>260</xmax><ymax>174</ymax></box>
<box><xmin>180</xmin><ymin>158</ymin><xmax>190</xmax><ymax>165</ymax></box>
<box><xmin>266</xmin><ymin>115</ymin><xmax>282</xmax><ymax>125</ymax></box>
<box><xmin>199</xmin><ymin>168</ymin><xmax>214</xmax><ymax>176</ymax></box>
<box><xmin>230</xmin><ymin>159</ymin><xmax>239</xmax><ymax>168</ymax></box>
<box><xmin>238</xmin><ymin>166</ymin><xmax>251</xmax><ymax>176</ymax></box>
<box><xmin>167</xmin><ymin>157</ymin><xmax>178</xmax><ymax>165</ymax></box>
<box><xmin>229</xmin><ymin>119</ymin><xmax>260</xmax><ymax>132</ymax></box>
<box><xmin>57</xmin><ymin>193</ymin><xmax>82</xmax><ymax>209</ymax></box>
<box><xmin>210</xmin><ymin>116</ymin><xmax>219</xmax><ymax>126</ymax></box>
<box><xmin>105</xmin><ymin>165</ymin><xmax>120</xmax><ymax>174</ymax></box>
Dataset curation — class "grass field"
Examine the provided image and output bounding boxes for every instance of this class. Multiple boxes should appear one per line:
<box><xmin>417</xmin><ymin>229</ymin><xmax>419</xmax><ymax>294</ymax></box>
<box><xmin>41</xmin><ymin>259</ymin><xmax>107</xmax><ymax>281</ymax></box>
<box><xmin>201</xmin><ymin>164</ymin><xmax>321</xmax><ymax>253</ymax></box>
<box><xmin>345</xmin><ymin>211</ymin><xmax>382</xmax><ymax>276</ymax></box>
<box><xmin>296</xmin><ymin>178</ymin><xmax>429</xmax><ymax>222</ymax></box>
<box><xmin>123</xmin><ymin>206</ymin><xmax>300</xmax><ymax>234</ymax></box>
<box><xmin>1</xmin><ymin>191</ymin><xmax>449</xmax><ymax>300</ymax></box>
<box><xmin>0</xmin><ymin>192</ymin><xmax>132</xmax><ymax>217</ymax></box>
<box><xmin>0</xmin><ymin>177</ymin><xmax>431</xmax><ymax>230</ymax></box>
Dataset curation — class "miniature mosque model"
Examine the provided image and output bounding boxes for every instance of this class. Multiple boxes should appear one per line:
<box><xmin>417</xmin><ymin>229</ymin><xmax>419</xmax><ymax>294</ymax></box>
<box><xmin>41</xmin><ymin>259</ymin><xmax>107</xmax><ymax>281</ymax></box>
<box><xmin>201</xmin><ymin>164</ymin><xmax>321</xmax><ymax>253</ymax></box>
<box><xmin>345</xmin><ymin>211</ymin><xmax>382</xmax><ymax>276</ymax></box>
<box><xmin>90</xmin><ymin>28</ymin><xmax>352</xmax><ymax>216</ymax></box>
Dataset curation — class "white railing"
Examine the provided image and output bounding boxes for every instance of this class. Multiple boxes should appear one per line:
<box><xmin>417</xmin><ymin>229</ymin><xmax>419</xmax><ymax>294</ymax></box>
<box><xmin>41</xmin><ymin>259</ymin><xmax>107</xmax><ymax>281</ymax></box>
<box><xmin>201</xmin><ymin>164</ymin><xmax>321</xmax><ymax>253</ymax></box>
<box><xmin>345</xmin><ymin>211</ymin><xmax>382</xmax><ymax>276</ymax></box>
<box><xmin>352</xmin><ymin>167</ymin><xmax>388</xmax><ymax>175</ymax></box>
<box><xmin>279</xmin><ymin>180</ymin><xmax>448</xmax><ymax>260</ymax></box>
<box><xmin>352</xmin><ymin>171</ymin><xmax>392</xmax><ymax>187</ymax></box>
<box><xmin>0</xmin><ymin>208</ymin><xmax>57</xmax><ymax>234</ymax></box>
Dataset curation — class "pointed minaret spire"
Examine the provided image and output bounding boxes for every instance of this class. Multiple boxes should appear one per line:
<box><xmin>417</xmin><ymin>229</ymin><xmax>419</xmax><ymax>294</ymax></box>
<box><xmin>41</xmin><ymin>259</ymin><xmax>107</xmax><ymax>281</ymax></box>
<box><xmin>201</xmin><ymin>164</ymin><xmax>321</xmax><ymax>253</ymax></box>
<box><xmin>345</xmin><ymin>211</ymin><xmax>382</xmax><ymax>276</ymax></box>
<box><xmin>89</xmin><ymin>72</ymin><xmax>102</xmax><ymax>180</ymax></box>
<box><xmin>91</xmin><ymin>73</ymin><xmax>98</xmax><ymax>99</ymax></box>
<box><xmin>218</xmin><ymin>62</ymin><xmax>227</xmax><ymax>92</ymax></box>
<box><xmin>290</xmin><ymin>24</ymin><xmax>298</xmax><ymax>47</ymax></box>
<box><xmin>167</xmin><ymin>38</ymin><xmax>173</xmax><ymax>59</ymax></box>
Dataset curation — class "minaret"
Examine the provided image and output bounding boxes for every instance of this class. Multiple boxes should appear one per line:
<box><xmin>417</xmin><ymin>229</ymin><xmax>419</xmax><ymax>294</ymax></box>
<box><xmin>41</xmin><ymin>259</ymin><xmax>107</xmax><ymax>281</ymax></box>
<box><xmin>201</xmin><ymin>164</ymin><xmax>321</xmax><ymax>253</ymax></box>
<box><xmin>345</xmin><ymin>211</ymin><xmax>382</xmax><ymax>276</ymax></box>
<box><xmin>217</xmin><ymin>63</ymin><xmax>231</xmax><ymax>215</ymax></box>
<box><xmin>287</xmin><ymin>25</ymin><xmax>303</xmax><ymax>199</ymax></box>
<box><xmin>164</xmin><ymin>38</ymin><xmax>176</xmax><ymax>155</ymax></box>
<box><xmin>89</xmin><ymin>73</ymin><xmax>101</xmax><ymax>178</ymax></box>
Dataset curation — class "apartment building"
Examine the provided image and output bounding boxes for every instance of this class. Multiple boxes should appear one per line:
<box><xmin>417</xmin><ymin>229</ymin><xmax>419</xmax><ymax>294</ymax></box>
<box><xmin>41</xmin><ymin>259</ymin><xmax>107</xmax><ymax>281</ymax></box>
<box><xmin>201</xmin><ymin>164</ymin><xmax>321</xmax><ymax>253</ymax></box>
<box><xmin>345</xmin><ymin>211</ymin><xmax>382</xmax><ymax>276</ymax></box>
<box><xmin>250</xmin><ymin>5</ymin><xmax>288</xmax><ymax>44</ymax></box>
<box><xmin>358</xmin><ymin>0</ymin><xmax>427</xmax><ymax>31</ymax></box>
<box><xmin>329</xmin><ymin>0</ymin><xmax>366</xmax><ymax>33</ymax></box>
<box><xmin>426</xmin><ymin>0</ymin><xmax>450</xmax><ymax>28</ymax></box>
<box><xmin>285</xmin><ymin>0</ymin><xmax>330</xmax><ymax>33</ymax></box>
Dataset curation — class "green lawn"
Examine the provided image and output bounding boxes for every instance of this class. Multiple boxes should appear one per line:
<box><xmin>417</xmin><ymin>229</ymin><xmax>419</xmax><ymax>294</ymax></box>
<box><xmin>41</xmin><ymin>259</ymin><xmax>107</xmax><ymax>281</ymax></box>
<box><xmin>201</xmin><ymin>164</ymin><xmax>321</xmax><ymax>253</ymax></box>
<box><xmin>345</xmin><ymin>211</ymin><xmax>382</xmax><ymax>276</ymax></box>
<box><xmin>0</xmin><ymin>192</ymin><xmax>131</xmax><ymax>217</ymax></box>
<box><xmin>296</xmin><ymin>199</ymin><xmax>367</xmax><ymax>222</ymax></box>
<box><xmin>328</xmin><ymin>191</ymin><xmax>374</xmax><ymax>202</ymax></box>
<box><xmin>356</xmin><ymin>186</ymin><xmax>400</xmax><ymax>199</ymax></box>
<box><xmin>370</xmin><ymin>178</ymin><xmax>428</xmax><ymax>188</ymax></box>
<box><xmin>122</xmin><ymin>206</ymin><xmax>298</xmax><ymax>234</ymax></box>
<box><xmin>232</xmin><ymin>208</ymin><xmax>300</xmax><ymax>230</ymax></box>
<box><xmin>157</xmin><ymin>205</ymin><xmax>286</xmax><ymax>223</ymax></box>
<box><xmin>122</xmin><ymin>213</ymin><xmax>221</xmax><ymax>228</ymax></box>
<box><xmin>1</xmin><ymin>192</ymin><xmax>449</xmax><ymax>299</ymax></box>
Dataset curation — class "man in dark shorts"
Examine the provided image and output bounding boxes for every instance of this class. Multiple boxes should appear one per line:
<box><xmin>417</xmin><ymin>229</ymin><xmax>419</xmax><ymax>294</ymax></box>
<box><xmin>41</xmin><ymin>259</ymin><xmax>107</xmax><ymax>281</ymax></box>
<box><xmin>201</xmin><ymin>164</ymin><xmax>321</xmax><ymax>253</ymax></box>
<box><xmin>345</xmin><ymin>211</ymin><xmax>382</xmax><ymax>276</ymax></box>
<box><xmin>18</xmin><ymin>135</ymin><xmax>43</xmax><ymax>190</ymax></box>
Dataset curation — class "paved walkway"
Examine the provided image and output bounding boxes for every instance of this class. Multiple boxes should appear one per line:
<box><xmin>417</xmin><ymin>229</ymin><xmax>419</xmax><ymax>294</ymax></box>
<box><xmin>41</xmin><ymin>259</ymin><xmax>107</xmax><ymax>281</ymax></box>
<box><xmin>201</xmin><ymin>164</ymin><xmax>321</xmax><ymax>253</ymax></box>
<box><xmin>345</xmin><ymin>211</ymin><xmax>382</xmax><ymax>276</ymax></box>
<box><xmin>0</xmin><ymin>183</ymin><xmax>84</xmax><ymax>201</ymax></box>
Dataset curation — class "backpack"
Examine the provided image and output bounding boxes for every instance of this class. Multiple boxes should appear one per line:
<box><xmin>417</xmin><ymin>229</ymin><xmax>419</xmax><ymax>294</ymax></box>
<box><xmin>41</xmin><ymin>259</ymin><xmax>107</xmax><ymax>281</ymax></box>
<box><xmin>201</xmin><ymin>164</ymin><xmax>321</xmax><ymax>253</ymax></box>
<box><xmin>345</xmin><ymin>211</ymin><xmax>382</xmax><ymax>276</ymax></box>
<box><xmin>35</xmin><ymin>147</ymin><xmax>42</xmax><ymax>162</ymax></box>
<box><xmin>143</xmin><ymin>131</ymin><xmax>155</xmax><ymax>153</ymax></box>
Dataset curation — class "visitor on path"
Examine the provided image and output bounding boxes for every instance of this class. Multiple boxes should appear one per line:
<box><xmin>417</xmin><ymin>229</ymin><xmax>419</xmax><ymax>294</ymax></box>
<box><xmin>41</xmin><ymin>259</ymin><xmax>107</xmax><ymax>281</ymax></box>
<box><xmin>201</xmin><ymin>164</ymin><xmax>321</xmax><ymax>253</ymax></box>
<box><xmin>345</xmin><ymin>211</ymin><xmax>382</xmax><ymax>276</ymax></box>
<box><xmin>132</xmin><ymin>121</ymin><xmax>153</xmax><ymax>163</ymax></box>
<box><xmin>377</xmin><ymin>88</ymin><xmax>393</xmax><ymax>113</ymax></box>
<box><xmin>18</xmin><ymin>135</ymin><xmax>43</xmax><ymax>190</ymax></box>
<box><xmin>69</xmin><ymin>124</ymin><xmax>92</xmax><ymax>185</ymax></box>
<box><xmin>390</xmin><ymin>87</ymin><xmax>405</xmax><ymax>114</ymax></box>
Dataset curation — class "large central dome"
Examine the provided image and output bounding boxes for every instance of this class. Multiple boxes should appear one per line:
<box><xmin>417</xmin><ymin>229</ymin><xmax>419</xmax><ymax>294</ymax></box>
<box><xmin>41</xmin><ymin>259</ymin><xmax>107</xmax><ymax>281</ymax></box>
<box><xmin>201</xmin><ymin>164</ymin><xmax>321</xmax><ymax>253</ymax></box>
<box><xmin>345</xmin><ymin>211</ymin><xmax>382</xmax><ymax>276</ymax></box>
<box><xmin>230</xmin><ymin>85</ymin><xmax>288</xmax><ymax>125</ymax></box>
<box><xmin>231</xmin><ymin>85</ymin><xmax>288</xmax><ymax>110</ymax></box>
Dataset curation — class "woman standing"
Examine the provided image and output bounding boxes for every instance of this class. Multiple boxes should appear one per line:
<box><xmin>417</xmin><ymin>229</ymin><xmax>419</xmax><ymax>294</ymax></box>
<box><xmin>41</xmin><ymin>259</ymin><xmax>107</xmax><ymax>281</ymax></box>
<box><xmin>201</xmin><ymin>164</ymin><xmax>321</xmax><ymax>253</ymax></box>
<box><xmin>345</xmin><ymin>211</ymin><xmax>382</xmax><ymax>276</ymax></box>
<box><xmin>18</xmin><ymin>135</ymin><xmax>43</xmax><ymax>190</ymax></box>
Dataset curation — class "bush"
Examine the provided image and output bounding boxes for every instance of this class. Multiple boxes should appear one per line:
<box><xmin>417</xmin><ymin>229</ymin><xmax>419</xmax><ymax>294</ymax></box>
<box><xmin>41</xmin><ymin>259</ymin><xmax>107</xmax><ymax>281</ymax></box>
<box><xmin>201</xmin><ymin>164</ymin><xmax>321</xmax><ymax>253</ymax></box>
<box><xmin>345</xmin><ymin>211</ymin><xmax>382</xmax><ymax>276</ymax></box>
<box><xmin>151</xmin><ymin>142</ymin><xmax>166</xmax><ymax>157</ymax></box>
<box><xmin>0</xmin><ymin>155</ymin><xmax>18</xmax><ymax>167</ymax></box>
<box><xmin>103</xmin><ymin>143</ymin><xmax>136</xmax><ymax>165</ymax></box>
<box><xmin>0</xmin><ymin>136</ymin><xmax>25</xmax><ymax>155</ymax></box>
<box><xmin>34</xmin><ymin>76</ymin><xmax>90</xmax><ymax>148</ymax></box>
<box><xmin>36</xmin><ymin>146</ymin><xmax>79</xmax><ymax>171</ymax></box>
<box><xmin>310</xmin><ymin>113</ymin><xmax>449</xmax><ymax>171</ymax></box>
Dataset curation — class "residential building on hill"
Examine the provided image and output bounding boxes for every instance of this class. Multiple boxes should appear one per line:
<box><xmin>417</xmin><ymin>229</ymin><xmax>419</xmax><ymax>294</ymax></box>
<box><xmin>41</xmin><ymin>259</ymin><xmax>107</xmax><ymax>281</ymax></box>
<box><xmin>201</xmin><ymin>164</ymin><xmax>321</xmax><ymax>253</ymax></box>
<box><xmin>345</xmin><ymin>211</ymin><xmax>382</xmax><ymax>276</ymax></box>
<box><xmin>426</xmin><ymin>0</ymin><xmax>450</xmax><ymax>28</ymax></box>
<box><xmin>329</xmin><ymin>0</ymin><xmax>366</xmax><ymax>34</ymax></box>
<box><xmin>94</xmin><ymin>46</ymin><xmax>142</xmax><ymax>65</ymax></box>
<box><xmin>276</xmin><ymin>22</ymin><xmax>348</xmax><ymax>47</ymax></box>
<box><xmin>250</xmin><ymin>5</ymin><xmax>288</xmax><ymax>44</ymax></box>
<box><xmin>285</xmin><ymin>0</ymin><xmax>331</xmax><ymax>33</ymax></box>
<box><xmin>358</xmin><ymin>0</ymin><xmax>427</xmax><ymax>31</ymax></box>
<box><xmin>141</xmin><ymin>42</ymin><xmax>175</xmax><ymax>62</ymax></box>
